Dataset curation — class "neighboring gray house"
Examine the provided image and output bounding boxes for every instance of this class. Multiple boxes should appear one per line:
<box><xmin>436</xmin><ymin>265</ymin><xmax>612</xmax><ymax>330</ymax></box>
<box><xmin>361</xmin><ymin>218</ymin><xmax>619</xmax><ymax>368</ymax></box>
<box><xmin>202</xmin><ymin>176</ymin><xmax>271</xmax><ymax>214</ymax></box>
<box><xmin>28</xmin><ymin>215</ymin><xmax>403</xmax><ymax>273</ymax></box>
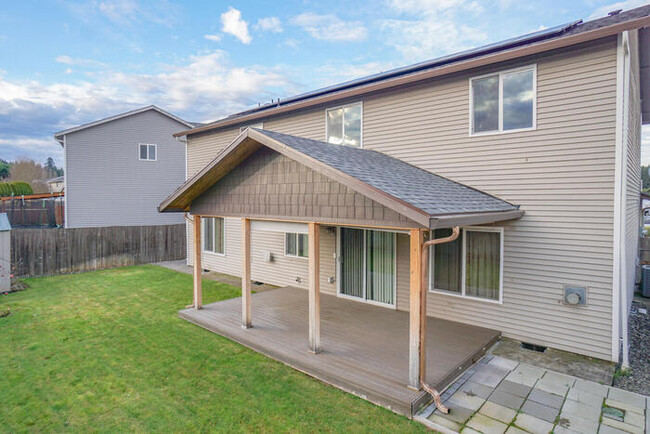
<box><xmin>55</xmin><ymin>106</ymin><xmax>193</xmax><ymax>228</ymax></box>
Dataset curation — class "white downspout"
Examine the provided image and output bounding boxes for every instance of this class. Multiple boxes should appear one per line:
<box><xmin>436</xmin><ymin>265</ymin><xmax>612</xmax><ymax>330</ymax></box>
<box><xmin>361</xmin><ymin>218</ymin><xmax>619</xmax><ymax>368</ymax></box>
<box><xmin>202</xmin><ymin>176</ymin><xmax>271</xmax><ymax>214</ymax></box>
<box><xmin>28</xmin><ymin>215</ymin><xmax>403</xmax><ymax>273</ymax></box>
<box><xmin>614</xmin><ymin>31</ymin><xmax>630</xmax><ymax>368</ymax></box>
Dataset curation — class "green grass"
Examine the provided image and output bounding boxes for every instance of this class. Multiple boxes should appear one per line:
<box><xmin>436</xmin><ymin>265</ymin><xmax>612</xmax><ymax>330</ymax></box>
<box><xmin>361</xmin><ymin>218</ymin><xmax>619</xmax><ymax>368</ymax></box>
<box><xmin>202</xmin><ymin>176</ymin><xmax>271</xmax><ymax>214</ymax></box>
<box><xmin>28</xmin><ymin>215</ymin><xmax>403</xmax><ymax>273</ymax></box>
<box><xmin>0</xmin><ymin>265</ymin><xmax>424</xmax><ymax>432</ymax></box>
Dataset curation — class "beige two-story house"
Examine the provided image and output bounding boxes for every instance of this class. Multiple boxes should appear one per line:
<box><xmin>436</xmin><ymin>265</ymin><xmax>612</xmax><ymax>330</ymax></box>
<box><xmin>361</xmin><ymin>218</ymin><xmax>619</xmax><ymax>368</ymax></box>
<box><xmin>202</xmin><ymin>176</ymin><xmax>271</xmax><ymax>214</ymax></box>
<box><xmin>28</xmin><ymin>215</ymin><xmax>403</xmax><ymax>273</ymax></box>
<box><xmin>160</xmin><ymin>6</ymin><xmax>650</xmax><ymax>417</ymax></box>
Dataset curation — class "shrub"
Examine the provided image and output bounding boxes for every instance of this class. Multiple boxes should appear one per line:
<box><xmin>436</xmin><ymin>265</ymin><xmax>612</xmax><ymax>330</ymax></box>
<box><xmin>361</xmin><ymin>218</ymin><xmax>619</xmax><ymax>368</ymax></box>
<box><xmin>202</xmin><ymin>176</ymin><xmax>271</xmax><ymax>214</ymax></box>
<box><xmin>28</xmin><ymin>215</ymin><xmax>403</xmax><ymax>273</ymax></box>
<box><xmin>0</xmin><ymin>181</ymin><xmax>34</xmax><ymax>197</ymax></box>
<box><xmin>11</xmin><ymin>181</ymin><xmax>33</xmax><ymax>195</ymax></box>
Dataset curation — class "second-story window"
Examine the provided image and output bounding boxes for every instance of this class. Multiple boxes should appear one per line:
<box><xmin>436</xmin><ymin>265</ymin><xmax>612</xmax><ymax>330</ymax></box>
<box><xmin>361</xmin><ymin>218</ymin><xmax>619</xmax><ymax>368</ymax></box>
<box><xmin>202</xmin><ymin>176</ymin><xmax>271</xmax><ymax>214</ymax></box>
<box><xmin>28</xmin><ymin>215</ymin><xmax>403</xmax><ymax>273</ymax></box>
<box><xmin>326</xmin><ymin>102</ymin><xmax>362</xmax><ymax>147</ymax></box>
<box><xmin>139</xmin><ymin>143</ymin><xmax>157</xmax><ymax>161</ymax></box>
<box><xmin>470</xmin><ymin>65</ymin><xmax>536</xmax><ymax>135</ymax></box>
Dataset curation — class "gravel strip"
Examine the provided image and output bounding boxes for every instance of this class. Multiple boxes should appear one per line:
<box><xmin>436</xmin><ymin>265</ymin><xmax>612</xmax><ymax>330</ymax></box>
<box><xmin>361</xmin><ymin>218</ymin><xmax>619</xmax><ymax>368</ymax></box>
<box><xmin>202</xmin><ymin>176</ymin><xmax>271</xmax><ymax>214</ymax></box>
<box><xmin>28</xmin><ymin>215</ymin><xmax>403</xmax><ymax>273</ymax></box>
<box><xmin>612</xmin><ymin>297</ymin><xmax>650</xmax><ymax>395</ymax></box>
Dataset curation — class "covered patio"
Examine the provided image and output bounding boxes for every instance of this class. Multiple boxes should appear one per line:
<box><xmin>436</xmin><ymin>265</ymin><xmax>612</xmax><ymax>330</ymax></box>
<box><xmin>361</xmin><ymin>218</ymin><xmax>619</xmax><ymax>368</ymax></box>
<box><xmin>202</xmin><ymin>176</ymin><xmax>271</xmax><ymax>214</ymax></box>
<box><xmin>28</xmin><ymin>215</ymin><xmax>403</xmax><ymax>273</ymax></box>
<box><xmin>179</xmin><ymin>286</ymin><xmax>500</xmax><ymax>416</ymax></box>
<box><xmin>159</xmin><ymin>128</ymin><xmax>523</xmax><ymax>417</ymax></box>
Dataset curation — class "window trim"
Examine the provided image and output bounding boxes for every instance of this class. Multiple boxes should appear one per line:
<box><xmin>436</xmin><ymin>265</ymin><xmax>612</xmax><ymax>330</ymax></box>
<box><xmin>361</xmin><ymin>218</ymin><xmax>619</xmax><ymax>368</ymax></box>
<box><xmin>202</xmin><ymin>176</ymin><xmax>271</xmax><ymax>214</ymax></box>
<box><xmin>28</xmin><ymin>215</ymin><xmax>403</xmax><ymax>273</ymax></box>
<box><xmin>284</xmin><ymin>232</ymin><xmax>308</xmax><ymax>259</ymax></box>
<box><xmin>429</xmin><ymin>226</ymin><xmax>504</xmax><ymax>304</ymax></box>
<box><xmin>138</xmin><ymin>143</ymin><xmax>157</xmax><ymax>161</ymax></box>
<box><xmin>469</xmin><ymin>64</ymin><xmax>537</xmax><ymax>137</ymax></box>
<box><xmin>325</xmin><ymin>101</ymin><xmax>363</xmax><ymax>148</ymax></box>
<box><xmin>202</xmin><ymin>216</ymin><xmax>226</xmax><ymax>256</ymax></box>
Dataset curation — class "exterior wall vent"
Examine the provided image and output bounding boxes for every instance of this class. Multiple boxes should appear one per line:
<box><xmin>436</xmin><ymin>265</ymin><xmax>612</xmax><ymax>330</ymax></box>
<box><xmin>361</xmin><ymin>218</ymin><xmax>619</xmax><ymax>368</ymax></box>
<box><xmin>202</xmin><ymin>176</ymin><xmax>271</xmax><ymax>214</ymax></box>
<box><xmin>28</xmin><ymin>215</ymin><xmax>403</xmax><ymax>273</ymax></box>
<box><xmin>563</xmin><ymin>285</ymin><xmax>587</xmax><ymax>306</ymax></box>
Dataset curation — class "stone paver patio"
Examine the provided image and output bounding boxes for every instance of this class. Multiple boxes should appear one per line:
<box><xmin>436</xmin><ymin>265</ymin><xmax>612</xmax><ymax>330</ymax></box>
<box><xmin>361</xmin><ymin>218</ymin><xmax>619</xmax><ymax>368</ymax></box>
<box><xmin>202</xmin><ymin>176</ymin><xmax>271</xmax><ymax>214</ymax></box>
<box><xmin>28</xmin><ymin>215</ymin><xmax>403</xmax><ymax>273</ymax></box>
<box><xmin>416</xmin><ymin>355</ymin><xmax>649</xmax><ymax>434</ymax></box>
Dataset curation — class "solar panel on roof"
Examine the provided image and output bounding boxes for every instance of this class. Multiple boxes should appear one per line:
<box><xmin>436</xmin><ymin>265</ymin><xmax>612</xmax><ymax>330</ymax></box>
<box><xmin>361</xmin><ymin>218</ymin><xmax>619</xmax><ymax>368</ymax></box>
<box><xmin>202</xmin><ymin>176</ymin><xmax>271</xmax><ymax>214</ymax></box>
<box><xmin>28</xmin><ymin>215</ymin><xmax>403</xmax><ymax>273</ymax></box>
<box><xmin>254</xmin><ymin>20</ymin><xmax>582</xmax><ymax>110</ymax></box>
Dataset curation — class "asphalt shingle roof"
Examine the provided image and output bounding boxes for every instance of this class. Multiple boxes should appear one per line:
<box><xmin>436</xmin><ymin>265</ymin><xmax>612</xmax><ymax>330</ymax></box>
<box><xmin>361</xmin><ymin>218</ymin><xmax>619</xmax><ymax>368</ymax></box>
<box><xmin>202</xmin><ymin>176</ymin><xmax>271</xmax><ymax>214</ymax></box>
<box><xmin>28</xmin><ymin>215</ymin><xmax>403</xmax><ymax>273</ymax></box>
<box><xmin>255</xmin><ymin>129</ymin><xmax>518</xmax><ymax>216</ymax></box>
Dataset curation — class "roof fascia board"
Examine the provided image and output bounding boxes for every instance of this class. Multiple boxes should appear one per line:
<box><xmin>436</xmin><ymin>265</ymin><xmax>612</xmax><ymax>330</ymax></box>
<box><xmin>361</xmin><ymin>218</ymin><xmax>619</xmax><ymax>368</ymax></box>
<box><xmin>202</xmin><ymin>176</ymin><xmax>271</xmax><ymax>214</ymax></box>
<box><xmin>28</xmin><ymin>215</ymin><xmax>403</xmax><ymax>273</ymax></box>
<box><xmin>160</xmin><ymin>128</ymin><xmax>431</xmax><ymax>227</ymax></box>
<box><xmin>430</xmin><ymin>210</ymin><xmax>525</xmax><ymax>229</ymax></box>
<box><xmin>55</xmin><ymin>105</ymin><xmax>194</xmax><ymax>142</ymax></box>
<box><xmin>175</xmin><ymin>16</ymin><xmax>650</xmax><ymax>138</ymax></box>
<box><xmin>246</xmin><ymin>129</ymin><xmax>431</xmax><ymax>227</ymax></box>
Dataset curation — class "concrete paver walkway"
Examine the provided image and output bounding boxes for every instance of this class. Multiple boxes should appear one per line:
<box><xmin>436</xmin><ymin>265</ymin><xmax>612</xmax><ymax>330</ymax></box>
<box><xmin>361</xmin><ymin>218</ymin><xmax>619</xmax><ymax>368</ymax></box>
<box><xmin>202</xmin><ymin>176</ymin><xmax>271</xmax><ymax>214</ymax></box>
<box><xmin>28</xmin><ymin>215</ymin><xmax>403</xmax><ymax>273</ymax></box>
<box><xmin>416</xmin><ymin>355</ymin><xmax>649</xmax><ymax>434</ymax></box>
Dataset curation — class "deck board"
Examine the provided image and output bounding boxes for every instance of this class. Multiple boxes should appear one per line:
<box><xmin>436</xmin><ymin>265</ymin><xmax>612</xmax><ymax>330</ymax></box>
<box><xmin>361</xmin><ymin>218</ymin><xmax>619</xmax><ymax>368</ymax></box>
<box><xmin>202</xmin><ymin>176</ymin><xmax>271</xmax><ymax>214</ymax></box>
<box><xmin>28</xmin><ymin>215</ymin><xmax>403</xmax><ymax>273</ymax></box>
<box><xmin>179</xmin><ymin>287</ymin><xmax>500</xmax><ymax>417</ymax></box>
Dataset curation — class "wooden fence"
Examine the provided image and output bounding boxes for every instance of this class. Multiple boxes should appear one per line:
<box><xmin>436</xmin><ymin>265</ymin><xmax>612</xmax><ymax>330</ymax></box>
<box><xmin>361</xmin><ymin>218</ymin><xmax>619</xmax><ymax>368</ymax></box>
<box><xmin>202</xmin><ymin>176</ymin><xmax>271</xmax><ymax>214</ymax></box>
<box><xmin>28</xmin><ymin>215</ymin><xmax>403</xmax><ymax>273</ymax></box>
<box><xmin>11</xmin><ymin>224</ymin><xmax>186</xmax><ymax>277</ymax></box>
<box><xmin>0</xmin><ymin>194</ymin><xmax>65</xmax><ymax>227</ymax></box>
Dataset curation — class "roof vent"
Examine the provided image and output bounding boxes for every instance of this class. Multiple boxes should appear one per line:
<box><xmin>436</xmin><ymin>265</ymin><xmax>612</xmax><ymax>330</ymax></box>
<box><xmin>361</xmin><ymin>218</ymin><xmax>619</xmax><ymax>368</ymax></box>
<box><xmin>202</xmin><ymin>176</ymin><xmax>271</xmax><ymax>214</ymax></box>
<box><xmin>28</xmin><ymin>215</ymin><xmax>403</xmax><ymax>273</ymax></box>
<box><xmin>608</xmin><ymin>9</ymin><xmax>622</xmax><ymax>16</ymax></box>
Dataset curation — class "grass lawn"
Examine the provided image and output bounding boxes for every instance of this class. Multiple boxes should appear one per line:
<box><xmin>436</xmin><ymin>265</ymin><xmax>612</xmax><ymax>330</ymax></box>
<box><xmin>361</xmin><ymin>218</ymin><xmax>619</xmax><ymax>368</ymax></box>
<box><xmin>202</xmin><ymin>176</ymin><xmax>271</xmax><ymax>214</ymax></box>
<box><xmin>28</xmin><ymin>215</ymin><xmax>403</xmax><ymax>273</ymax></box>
<box><xmin>0</xmin><ymin>265</ymin><xmax>424</xmax><ymax>432</ymax></box>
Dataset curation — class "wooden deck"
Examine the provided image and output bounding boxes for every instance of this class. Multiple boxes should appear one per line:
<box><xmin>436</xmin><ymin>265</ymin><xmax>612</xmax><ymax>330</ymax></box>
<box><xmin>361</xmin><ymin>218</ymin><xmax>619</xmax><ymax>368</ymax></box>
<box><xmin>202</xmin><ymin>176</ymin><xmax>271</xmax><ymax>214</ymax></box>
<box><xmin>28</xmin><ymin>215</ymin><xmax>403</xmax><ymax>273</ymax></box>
<box><xmin>179</xmin><ymin>287</ymin><xmax>500</xmax><ymax>417</ymax></box>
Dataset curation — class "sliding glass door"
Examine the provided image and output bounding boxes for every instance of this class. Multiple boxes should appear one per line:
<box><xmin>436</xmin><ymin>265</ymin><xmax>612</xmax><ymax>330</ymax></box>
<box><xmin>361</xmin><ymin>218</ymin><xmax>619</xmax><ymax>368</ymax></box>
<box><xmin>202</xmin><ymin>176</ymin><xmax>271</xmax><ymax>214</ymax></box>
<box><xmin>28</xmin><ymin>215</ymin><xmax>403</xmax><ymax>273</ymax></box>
<box><xmin>338</xmin><ymin>228</ymin><xmax>395</xmax><ymax>306</ymax></box>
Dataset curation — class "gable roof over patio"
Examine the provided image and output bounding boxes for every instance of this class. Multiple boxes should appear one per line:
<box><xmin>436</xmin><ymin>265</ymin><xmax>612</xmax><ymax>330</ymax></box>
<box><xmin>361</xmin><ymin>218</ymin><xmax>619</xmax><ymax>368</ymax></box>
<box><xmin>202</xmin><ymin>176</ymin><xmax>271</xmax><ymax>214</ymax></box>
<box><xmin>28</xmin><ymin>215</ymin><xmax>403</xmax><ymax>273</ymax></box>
<box><xmin>159</xmin><ymin>128</ymin><xmax>523</xmax><ymax>229</ymax></box>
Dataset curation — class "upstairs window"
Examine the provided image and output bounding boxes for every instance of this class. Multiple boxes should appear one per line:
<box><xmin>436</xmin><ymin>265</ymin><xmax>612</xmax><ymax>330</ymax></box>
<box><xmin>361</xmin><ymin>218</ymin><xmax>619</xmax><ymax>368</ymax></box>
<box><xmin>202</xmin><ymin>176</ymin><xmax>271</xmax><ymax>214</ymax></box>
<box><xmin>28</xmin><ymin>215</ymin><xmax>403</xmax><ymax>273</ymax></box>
<box><xmin>139</xmin><ymin>143</ymin><xmax>157</xmax><ymax>161</ymax></box>
<box><xmin>326</xmin><ymin>102</ymin><xmax>362</xmax><ymax>147</ymax></box>
<box><xmin>203</xmin><ymin>217</ymin><xmax>225</xmax><ymax>255</ymax></box>
<box><xmin>470</xmin><ymin>65</ymin><xmax>536</xmax><ymax>135</ymax></box>
<box><xmin>285</xmin><ymin>233</ymin><xmax>308</xmax><ymax>258</ymax></box>
<box><xmin>429</xmin><ymin>226</ymin><xmax>503</xmax><ymax>303</ymax></box>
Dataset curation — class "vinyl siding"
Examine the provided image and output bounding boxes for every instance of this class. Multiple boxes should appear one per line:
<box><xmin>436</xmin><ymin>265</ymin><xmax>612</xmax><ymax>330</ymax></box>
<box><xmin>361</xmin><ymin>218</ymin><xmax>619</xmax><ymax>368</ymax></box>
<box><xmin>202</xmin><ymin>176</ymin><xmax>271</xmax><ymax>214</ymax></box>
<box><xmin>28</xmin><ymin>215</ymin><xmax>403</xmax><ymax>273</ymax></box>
<box><xmin>65</xmin><ymin>109</ymin><xmax>186</xmax><ymax>228</ymax></box>
<box><xmin>185</xmin><ymin>38</ymin><xmax>620</xmax><ymax>360</ymax></box>
<box><xmin>623</xmin><ymin>31</ymin><xmax>642</xmax><ymax>317</ymax></box>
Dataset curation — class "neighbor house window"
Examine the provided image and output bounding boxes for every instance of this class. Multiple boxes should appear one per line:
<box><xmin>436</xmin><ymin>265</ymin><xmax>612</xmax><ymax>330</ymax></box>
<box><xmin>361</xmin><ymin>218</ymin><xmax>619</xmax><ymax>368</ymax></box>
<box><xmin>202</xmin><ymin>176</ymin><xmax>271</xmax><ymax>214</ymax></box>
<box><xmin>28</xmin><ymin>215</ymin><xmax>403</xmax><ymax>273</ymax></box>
<box><xmin>429</xmin><ymin>226</ymin><xmax>503</xmax><ymax>302</ymax></box>
<box><xmin>326</xmin><ymin>102</ymin><xmax>362</xmax><ymax>147</ymax></box>
<box><xmin>203</xmin><ymin>217</ymin><xmax>225</xmax><ymax>255</ymax></box>
<box><xmin>239</xmin><ymin>122</ymin><xmax>263</xmax><ymax>132</ymax></box>
<box><xmin>139</xmin><ymin>143</ymin><xmax>157</xmax><ymax>161</ymax></box>
<box><xmin>470</xmin><ymin>65</ymin><xmax>536</xmax><ymax>134</ymax></box>
<box><xmin>285</xmin><ymin>233</ymin><xmax>308</xmax><ymax>258</ymax></box>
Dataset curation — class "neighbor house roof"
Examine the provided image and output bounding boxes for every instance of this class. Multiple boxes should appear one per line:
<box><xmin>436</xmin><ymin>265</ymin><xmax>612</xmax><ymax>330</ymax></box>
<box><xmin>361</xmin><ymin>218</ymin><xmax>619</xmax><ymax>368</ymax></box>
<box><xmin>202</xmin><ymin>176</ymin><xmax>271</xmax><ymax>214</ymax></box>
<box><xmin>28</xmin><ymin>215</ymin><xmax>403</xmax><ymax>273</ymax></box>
<box><xmin>47</xmin><ymin>176</ymin><xmax>64</xmax><ymax>184</ymax></box>
<box><xmin>54</xmin><ymin>105</ymin><xmax>195</xmax><ymax>145</ymax></box>
<box><xmin>174</xmin><ymin>5</ymin><xmax>650</xmax><ymax>138</ymax></box>
<box><xmin>159</xmin><ymin>128</ymin><xmax>523</xmax><ymax>228</ymax></box>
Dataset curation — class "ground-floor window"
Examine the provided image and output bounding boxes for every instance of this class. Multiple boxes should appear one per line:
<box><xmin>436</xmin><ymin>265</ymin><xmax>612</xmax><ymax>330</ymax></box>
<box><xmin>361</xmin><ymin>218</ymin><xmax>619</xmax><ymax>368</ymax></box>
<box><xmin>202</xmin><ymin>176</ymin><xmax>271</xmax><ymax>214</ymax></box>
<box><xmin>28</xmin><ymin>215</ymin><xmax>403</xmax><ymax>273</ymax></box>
<box><xmin>203</xmin><ymin>217</ymin><xmax>225</xmax><ymax>255</ymax></box>
<box><xmin>429</xmin><ymin>226</ymin><xmax>503</xmax><ymax>303</ymax></box>
<box><xmin>285</xmin><ymin>232</ymin><xmax>308</xmax><ymax>258</ymax></box>
<box><xmin>338</xmin><ymin>228</ymin><xmax>396</xmax><ymax>307</ymax></box>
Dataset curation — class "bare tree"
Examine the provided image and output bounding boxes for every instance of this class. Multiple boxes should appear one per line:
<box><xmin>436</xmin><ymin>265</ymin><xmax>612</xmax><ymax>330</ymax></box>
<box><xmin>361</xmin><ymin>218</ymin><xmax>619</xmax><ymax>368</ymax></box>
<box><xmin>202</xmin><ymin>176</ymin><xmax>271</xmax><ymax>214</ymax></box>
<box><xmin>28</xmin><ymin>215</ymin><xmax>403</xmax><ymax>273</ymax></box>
<box><xmin>9</xmin><ymin>158</ymin><xmax>48</xmax><ymax>194</ymax></box>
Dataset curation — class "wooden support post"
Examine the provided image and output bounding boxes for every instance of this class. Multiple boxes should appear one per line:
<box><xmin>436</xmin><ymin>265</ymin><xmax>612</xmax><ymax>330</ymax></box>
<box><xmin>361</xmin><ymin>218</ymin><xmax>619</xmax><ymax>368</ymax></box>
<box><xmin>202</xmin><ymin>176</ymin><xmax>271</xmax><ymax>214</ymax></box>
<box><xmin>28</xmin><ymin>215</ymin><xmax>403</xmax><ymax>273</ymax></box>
<box><xmin>193</xmin><ymin>215</ymin><xmax>203</xmax><ymax>310</ymax></box>
<box><xmin>308</xmin><ymin>222</ymin><xmax>321</xmax><ymax>353</ymax></box>
<box><xmin>241</xmin><ymin>218</ymin><xmax>252</xmax><ymax>328</ymax></box>
<box><xmin>408</xmin><ymin>228</ymin><xmax>424</xmax><ymax>389</ymax></box>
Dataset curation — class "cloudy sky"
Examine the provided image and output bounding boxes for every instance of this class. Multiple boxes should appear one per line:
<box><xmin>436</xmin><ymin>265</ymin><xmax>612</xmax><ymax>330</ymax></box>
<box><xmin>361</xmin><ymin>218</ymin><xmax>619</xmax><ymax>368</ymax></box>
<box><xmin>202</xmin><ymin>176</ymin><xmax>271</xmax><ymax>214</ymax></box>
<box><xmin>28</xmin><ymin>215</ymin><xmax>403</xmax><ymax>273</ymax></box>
<box><xmin>1</xmin><ymin>0</ymin><xmax>649</xmax><ymax>166</ymax></box>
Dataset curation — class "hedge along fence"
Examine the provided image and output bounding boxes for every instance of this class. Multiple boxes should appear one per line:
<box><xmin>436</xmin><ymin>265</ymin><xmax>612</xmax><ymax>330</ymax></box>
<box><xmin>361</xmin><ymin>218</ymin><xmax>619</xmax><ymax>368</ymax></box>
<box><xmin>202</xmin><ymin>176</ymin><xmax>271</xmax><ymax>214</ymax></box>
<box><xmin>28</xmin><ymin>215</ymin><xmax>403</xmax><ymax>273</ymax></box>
<box><xmin>11</xmin><ymin>224</ymin><xmax>187</xmax><ymax>277</ymax></box>
<box><xmin>0</xmin><ymin>182</ymin><xmax>34</xmax><ymax>197</ymax></box>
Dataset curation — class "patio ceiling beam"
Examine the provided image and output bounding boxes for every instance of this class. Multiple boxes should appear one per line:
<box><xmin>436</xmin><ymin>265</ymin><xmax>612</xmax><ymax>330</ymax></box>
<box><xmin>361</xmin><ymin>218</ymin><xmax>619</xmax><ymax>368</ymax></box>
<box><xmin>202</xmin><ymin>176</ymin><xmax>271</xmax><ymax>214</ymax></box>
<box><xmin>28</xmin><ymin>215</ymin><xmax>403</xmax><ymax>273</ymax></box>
<box><xmin>308</xmin><ymin>222</ymin><xmax>321</xmax><ymax>353</ymax></box>
<box><xmin>242</xmin><ymin>218</ymin><xmax>252</xmax><ymax>328</ymax></box>
<box><xmin>192</xmin><ymin>215</ymin><xmax>203</xmax><ymax>310</ymax></box>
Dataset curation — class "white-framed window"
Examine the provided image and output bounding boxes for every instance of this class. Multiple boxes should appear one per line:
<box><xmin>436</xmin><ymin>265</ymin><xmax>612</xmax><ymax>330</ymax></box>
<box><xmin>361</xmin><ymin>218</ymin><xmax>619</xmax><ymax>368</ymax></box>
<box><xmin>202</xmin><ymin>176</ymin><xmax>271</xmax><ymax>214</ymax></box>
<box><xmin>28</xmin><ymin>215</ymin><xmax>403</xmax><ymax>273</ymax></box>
<box><xmin>326</xmin><ymin>102</ymin><xmax>362</xmax><ymax>147</ymax></box>
<box><xmin>285</xmin><ymin>232</ymin><xmax>308</xmax><ymax>258</ymax></box>
<box><xmin>429</xmin><ymin>226</ymin><xmax>504</xmax><ymax>303</ymax></box>
<box><xmin>470</xmin><ymin>65</ymin><xmax>536</xmax><ymax>135</ymax></box>
<box><xmin>203</xmin><ymin>217</ymin><xmax>225</xmax><ymax>255</ymax></box>
<box><xmin>240</xmin><ymin>122</ymin><xmax>264</xmax><ymax>132</ymax></box>
<box><xmin>139</xmin><ymin>143</ymin><xmax>157</xmax><ymax>161</ymax></box>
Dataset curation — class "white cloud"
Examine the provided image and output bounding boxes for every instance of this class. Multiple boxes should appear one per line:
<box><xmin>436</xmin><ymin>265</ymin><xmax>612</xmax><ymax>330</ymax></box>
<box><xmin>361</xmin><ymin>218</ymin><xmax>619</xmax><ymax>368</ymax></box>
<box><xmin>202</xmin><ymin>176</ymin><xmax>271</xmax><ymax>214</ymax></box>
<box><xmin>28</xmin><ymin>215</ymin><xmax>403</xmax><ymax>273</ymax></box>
<box><xmin>220</xmin><ymin>7</ymin><xmax>252</xmax><ymax>44</ymax></box>
<box><xmin>381</xmin><ymin>0</ymin><xmax>487</xmax><ymax>61</ymax></box>
<box><xmin>98</xmin><ymin>0</ymin><xmax>139</xmax><ymax>24</ymax></box>
<box><xmin>291</xmin><ymin>13</ymin><xmax>367</xmax><ymax>42</ymax></box>
<box><xmin>204</xmin><ymin>34</ymin><xmax>222</xmax><ymax>42</ymax></box>
<box><xmin>386</xmin><ymin>0</ymin><xmax>468</xmax><ymax>14</ymax></box>
<box><xmin>0</xmin><ymin>51</ymin><xmax>290</xmax><ymax>165</ymax></box>
<box><xmin>588</xmin><ymin>0</ymin><xmax>647</xmax><ymax>19</ymax></box>
<box><xmin>55</xmin><ymin>55</ymin><xmax>106</xmax><ymax>68</ymax></box>
<box><xmin>55</xmin><ymin>55</ymin><xmax>74</xmax><ymax>65</ymax></box>
<box><xmin>255</xmin><ymin>16</ymin><xmax>283</xmax><ymax>33</ymax></box>
<box><xmin>380</xmin><ymin>18</ymin><xmax>486</xmax><ymax>61</ymax></box>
